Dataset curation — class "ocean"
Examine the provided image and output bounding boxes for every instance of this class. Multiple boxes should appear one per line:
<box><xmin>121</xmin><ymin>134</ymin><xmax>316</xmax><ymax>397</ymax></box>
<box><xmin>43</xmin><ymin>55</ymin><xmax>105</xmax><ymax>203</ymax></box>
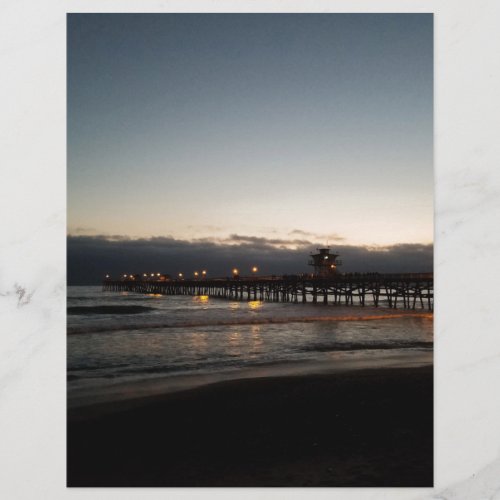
<box><xmin>67</xmin><ymin>286</ymin><xmax>433</xmax><ymax>406</ymax></box>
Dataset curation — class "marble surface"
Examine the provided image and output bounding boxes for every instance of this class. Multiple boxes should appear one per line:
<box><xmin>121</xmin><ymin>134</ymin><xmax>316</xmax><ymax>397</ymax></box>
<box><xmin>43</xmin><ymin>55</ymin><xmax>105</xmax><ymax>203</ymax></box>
<box><xmin>1</xmin><ymin>0</ymin><xmax>500</xmax><ymax>498</ymax></box>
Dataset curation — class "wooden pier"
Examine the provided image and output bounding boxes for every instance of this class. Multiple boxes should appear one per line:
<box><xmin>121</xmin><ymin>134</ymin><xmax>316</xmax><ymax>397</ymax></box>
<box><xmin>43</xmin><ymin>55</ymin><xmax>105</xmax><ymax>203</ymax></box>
<box><xmin>103</xmin><ymin>273</ymin><xmax>433</xmax><ymax>311</ymax></box>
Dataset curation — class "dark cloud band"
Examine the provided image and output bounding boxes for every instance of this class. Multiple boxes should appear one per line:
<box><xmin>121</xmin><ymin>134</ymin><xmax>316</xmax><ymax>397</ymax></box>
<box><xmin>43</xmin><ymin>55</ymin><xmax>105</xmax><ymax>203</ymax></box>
<box><xmin>68</xmin><ymin>234</ymin><xmax>433</xmax><ymax>285</ymax></box>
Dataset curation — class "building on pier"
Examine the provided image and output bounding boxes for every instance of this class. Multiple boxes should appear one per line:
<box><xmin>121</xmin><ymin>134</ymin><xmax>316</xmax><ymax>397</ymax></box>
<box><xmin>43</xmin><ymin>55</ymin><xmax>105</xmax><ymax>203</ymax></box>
<box><xmin>308</xmin><ymin>248</ymin><xmax>342</xmax><ymax>277</ymax></box>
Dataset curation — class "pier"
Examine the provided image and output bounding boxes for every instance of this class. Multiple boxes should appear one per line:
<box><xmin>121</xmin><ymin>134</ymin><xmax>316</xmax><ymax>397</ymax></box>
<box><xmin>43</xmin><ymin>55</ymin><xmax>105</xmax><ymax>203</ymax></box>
<box><xmin>103</xmin><ymin>273</ymin><xmax>433</xmax><ymax>311</ymax></box>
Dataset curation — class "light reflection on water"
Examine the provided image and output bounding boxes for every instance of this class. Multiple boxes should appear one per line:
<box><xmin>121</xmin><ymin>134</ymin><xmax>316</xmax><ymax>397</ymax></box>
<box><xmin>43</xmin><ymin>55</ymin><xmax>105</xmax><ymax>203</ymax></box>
<box><xmin>194</xmin><ymin>295</ymin><xmax>209</xmax><ymax>303</ymax></box>
<box><xmin>248</xmin><ymin>300</ymin><xmax>263</xmax><ymax>311</ymax></box>
<box><xmin>67</xmin><ymin>286</ymin><xmax>433</xmax><ymax>392</ymax></box>
<box><xmin>227</xmin><ymin>331</ymin><xmax>242</xmax><ymax>357</ymax></box>
<box><xmin>251</xmin><ymin>325</ymin><xmax>263</xmax><ymax>355</ymax></box>
<box><xmin>186</xmin><ymin>331</ymin><xmax>209</xmax><ymax>352</ymax></box>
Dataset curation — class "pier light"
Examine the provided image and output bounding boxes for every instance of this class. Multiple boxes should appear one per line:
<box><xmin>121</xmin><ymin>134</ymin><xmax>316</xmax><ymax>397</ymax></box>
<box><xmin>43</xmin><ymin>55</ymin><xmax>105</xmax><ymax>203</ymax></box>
<box><xmin>123</xmin><ymin>274</ymin><xmax>127</xmax><ymax>278</ymax></box>
<box><xmin>202</xmin><ymin>270</ymin><xmax>207</xmax><ymax>276</ymax></box>
<box><xmin>105</xmin><ymin>274</ymin><xmax>110</xmax><ymax>278</ymax></box>
<box><xmin>157</xmin><ymin>273</ymin><xmax>161</xmax><ymax>276</ymax></box>
<box><xmin>232</xmin><ymin>268</ymin><xmax>239</xmax><ymax>275</ymax></box>
<box><xmin>178</xmin><ymin>273</ymin><xmax>183</xmax><ymax>278</ymax></box>
<box><xmin>151</xmin><ymin>273</ymin><xmax>155</xmax><ymax>277</ymax></box>
<box><xmin>194</xmin><ymin>271</ymin><xmax>199</xmax><ymax>277</ymax></box>
<box><xmin>143</xmin><ymin>273</ymin><xmax>147</xmax><ymax>277</ymax></box>
<box><xmin>252</xmin><ymin>266</ymin><xmax>258</xmax><ymax>273</ymax></box>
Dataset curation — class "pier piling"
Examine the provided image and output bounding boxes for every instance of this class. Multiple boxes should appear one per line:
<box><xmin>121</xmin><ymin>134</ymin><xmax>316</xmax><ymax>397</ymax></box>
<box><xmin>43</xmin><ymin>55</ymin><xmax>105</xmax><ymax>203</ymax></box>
<box><xmin>103</xmin><ymin>274</ymin><xmax>433</xmax><ymax>311</ymax></box>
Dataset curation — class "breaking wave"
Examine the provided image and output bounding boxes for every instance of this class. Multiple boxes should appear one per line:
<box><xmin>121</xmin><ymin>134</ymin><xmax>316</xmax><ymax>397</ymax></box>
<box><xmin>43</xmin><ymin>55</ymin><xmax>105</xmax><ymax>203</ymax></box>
<box><xmin>298</xmin><ymin>341</ymin><xmax>433</xmax><ymax>352</ymax></box>
<box><xmin>67</xmin><ymin>312</ymin><xmax>432</xmax><ymax>335</ymax></box>
<box><xmin>68</xmin><ymin>305</ymin><xmax>156</xmax><ymax>315</ymax></box>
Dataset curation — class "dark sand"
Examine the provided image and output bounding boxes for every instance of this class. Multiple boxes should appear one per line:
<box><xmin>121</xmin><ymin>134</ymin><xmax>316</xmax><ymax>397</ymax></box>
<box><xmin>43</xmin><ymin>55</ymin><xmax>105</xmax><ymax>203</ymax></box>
<box><xmin>67</xmin><ymin>365</ymin><xmax>433</xmax><ymax>487</ymax></box>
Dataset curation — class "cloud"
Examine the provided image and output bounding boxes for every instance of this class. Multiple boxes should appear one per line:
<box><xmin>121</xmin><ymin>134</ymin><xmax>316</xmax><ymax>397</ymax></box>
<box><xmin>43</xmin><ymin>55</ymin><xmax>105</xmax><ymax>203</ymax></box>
<box><xmin>288</xmin><ymin>229</ymin><xmax>345</xmax><ymax>242</ymax></box>
<box><xmin>70</xmin><ymin>226</ymin><xmax>97</xmax><ymax>234</ymax></box>
<box><xmin>186</xmin><ymin>225</ymin><xmax>224</xmax><ymax>233</ymax></box>
<box><xmin>222</xmin><ymin>234</ymin><xmax>311</xmax><ymax>248</ymax></box>
<box><xmin>288</xmin><ymin>229</ymin><xmax>314</xmax><ymax>237</ymax></box>
<box><xmin>67</xmin><ymin>234</ymin><xmax>433</xmax><ymax>285</ymax></box>
<box><xmin>324</xmin><ymin>233</ymin><xmax>345</xmax><ymax>242</ymax></box>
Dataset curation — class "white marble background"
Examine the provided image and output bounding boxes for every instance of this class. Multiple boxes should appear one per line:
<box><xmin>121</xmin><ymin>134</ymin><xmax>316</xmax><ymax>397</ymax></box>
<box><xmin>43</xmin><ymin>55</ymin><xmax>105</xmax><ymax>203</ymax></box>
<box><xmin>1</xmin><ymin>1</ymin><xmax>499</xmax><ymax>499</ymax></box>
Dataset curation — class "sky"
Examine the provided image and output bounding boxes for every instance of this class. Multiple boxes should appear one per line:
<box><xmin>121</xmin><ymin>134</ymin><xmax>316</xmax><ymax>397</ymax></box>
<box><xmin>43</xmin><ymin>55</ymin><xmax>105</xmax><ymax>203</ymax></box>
<box><xmin>67</xmin><ymin>14</ymin><xmax>433</xmax><ymax>283</ymax></box>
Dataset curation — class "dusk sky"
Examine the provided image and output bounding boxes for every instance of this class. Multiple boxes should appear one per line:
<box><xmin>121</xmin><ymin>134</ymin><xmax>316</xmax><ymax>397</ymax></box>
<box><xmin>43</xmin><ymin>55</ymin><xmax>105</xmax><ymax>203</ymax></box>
<box><xmin>67</xmin><ymin>14</ymin><xmax>433</xmax><ymax>283</ymax></box>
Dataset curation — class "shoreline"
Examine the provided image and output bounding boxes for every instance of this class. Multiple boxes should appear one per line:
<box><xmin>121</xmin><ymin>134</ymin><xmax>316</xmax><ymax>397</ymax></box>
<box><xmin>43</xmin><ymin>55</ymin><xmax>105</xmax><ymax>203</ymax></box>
<box><xmin>68</xmin><ymin>348</ymin><xmax>432</xmax><ymax>413</ymax></box>
<box><xmin>68</xmin><ymin>363</ymin><xmax>433</xmax><ymax>486</ymax></box>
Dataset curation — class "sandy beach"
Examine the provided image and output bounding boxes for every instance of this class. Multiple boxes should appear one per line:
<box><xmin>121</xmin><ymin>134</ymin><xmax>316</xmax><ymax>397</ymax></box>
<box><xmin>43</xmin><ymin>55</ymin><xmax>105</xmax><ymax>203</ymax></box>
<box><xmin>67</xmin><ymin>364</ymin><xmax>433</xmax><ymax>487</ymax></box>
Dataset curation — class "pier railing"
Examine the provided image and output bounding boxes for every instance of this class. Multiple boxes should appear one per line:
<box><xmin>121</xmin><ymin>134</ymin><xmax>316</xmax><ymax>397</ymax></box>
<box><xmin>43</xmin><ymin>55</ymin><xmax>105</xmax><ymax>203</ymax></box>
<box><xmin>103</xmin><ymin>273</ymin><xmax>433</xmax><ymax>311</ymax></box>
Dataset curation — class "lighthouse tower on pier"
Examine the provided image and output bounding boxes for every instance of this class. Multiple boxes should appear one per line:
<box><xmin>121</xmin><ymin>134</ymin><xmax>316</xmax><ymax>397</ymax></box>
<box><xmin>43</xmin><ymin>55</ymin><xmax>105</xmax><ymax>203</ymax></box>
<box><xmin>308</xmin><ymin>248</ymin><xmax>342</xmax><ymax>277</ymax></box>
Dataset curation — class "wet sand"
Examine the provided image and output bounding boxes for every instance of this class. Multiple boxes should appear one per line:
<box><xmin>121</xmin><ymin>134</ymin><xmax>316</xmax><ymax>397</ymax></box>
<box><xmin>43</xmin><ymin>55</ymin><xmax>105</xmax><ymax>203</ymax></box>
<box><xmin>67</xmin><ymin>365</ymin><xmax>433</xmax><ymax>487</ymax></box>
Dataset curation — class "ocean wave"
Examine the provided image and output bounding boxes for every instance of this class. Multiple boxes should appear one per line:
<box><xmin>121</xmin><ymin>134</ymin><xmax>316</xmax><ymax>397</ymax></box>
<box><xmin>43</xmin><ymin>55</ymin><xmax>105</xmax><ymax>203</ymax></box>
<box><xmin>67</xmin><ymin>305</ymin><xmax>156</xmax><ymax>315</ymax></box>
<box><xmin>67</xmin><ymin>341</ymin><xmax>433</xmax><ymax>383</ymax></box>
<box><xmin>67</xmin><ymin>312</ymin><xmax>432</xmax><ymax>335</ymax></box>
<box><xmin>298</xmin><ymin>341</ymin><xmax>433</xmax><ymax>352</ymax></box>
<box><xmin>72</xmin><ymin>356</ymin><xmax>295</xmax><ymax>378</ymax></box>
<box><xmin>67</xmin><ymin>373</ymin><xmax>118</xmax><ymax>381</ymax></box>
<box><xmin>68</xmin><ymin>363</ymin><xmax>131</xmax><ymax>372</ymax></box>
